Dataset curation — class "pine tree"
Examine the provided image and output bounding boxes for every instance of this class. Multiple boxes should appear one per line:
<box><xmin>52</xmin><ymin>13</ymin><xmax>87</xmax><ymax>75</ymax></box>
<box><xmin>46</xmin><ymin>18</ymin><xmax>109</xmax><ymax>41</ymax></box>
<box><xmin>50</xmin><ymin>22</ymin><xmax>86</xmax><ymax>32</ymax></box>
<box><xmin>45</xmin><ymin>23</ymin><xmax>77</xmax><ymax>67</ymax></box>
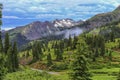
<box><xmin>95</xmin><ymin>47</ymin><xmax>99</xmax><ymax>57</ymax></box>
<box><xmin>0</xmin><ymin>54</ymin><xmax>7</xmax><ymax>80</ymax></box>
<box><xmin>0</xmin><ymin>31</ymin><xmax>3</xmax><ymax>53</ymax></box>
<box><xmin>7</xmin><ymin>46</ymin><xmax>13</xmax><ymax>72</ymax></box>
<box><xmin>0</xmin><ymin>4</ymin><xmax>7</xmax><ymax>79</ymax></box>
<box><xmin>70</xmin><ymin>54</ymin><xmax>91</xmax><ymax>80</ymax></box>
<box><xmin>32</xmin><ymin>45</ymin><xmax>38</xmax><ymax>61</ymax></box>
<box><xmin>47</xmin><ymin>53</ymin><xmax>52</xmax><ymax>66</ymax></box>
<box><xmin>0</xmin><ymin>3</ymin><xmax>3</xmax><ymax>53</ymax></box>
<box><xmin>100</xmin><ymin>37</ymin><xmax>105</xmax><ymax>56</ymax></box>
<box><xmin>67</xmin><ymin>35</ymin><xmax>72</xmax><ymax>48</ymax></box>
<box><xmin>12</xmin><ymin>42</ymin><xmax>19</xmax><ymax>71</ymax></box>
<box><xmin>72</xmin><ymin>36</ymin><xmax>78</xmax><ymax>49</ymax></box>
<box><xmin>32</xmin><ymin>42</ymin><xmax>43</xmax><ymax>61</ymax></box>
<box><xmin>55</xmin><ymin>48</ymin><xmax>63</xmax><ymax>61</ymax></box>
<box><xmin>4</xmin><ymin>33</ymin><xmax>10</xmax><ymax>54</ymax></box>
<box><xmin>0</xmin><ymin>4</ymin><xmax>2</xmax><ymax>20</ymax></box>
<box><xmin>110</xmin><ymin>32</ymin><xmax>114</xmax><ymax>42</ymax></box>
<box><xmin>69</xmin><ymin>39</ymin><xmax>91</xmax><ymax>80</ymax></box>
<box><xmin>117</xmin><ymin>70</ymin><xmax>120</xmax><ymax>80</ymax></box>
<box><xmin>37</xmin><ymin>42</ymin><xmax>43</xmax><ymax>60</ymax></box>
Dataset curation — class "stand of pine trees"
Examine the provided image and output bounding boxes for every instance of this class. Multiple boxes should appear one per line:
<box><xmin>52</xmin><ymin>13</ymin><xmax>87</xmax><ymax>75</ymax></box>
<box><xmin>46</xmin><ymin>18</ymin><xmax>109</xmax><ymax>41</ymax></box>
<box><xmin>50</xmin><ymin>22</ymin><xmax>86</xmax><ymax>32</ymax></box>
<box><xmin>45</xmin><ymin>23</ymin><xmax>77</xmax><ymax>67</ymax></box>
<box><xmin>0</xmin><ymin>4</ymin><xmax>19</xmax><ymax>80</ymax></box>
<box><xmin>0</xmin><ymin>4</ymin><xmax>6</xmax><ymax>80</ymax></box>
<box><xmin>3</xmin><ymin>33</ymin><xmax>19</xmax><ymax>72</ymax></box>
<box><xmin>32</xmin><ymin>41</ymin><xmax>43</xmax><ymax>62</ymax></box>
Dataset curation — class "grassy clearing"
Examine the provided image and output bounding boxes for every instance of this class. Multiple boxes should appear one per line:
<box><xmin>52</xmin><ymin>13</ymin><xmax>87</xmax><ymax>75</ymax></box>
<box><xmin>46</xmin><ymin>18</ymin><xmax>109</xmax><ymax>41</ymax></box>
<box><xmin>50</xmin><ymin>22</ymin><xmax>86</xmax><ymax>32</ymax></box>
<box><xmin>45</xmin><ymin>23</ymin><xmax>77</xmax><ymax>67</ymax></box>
<box><xmin>4</xmin><ymin>67</ymin><xmax>120</xmax><ymax>80</ymax></box>
<box><xmin>4</xmin><ymin>69</ymin><xmax>56</xmax><ymax>80</ymax></box>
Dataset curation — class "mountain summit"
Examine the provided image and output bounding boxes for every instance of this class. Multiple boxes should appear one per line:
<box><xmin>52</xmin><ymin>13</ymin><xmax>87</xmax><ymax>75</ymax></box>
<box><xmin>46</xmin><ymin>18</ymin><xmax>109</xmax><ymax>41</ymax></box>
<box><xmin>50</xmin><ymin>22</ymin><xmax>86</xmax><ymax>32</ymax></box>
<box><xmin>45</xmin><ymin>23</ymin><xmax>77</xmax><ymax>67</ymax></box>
<box><xmin>3</xmin><ymin>18</ymin><xmax>82</xmax><ymax>48</ymax></box>
<box><xmin>115</xmin><ymin>5</ymin><xmax>120</xmax><ymax>11</ymax></box>
<box><xmin>21</xmin><ymin>19</ymin><xmax>81</xmax><ymax>40</ymax></box>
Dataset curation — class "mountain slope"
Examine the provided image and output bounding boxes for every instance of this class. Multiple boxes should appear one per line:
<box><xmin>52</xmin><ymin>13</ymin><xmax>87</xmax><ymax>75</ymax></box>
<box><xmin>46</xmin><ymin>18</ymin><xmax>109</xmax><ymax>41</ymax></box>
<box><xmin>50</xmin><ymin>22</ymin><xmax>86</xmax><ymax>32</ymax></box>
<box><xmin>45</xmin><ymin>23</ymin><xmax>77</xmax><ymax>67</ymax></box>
<box><xmin>3</xmin><ymin>19</ymin><xmax>82</xmax><ymax>48</ymax></box>
<box><xmin>7</xmin><ymin>18</ymin><xmax>82</xmax><ymax>40</ymax></box>
<box><xmin>79</xmin><ymin>5</ymin><xmax>120</xmax><ymax>30</ymax></box>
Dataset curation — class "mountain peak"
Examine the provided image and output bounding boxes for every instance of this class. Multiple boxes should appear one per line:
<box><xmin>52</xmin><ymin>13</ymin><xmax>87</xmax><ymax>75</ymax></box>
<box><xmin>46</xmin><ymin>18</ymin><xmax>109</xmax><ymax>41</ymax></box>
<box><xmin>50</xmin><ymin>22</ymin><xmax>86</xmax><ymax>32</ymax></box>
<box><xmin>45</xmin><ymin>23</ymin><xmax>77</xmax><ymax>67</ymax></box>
<box><xmin>115</xmin><ymin>5</ymin><xmax>120</xmax><ymax>11</ymax></box>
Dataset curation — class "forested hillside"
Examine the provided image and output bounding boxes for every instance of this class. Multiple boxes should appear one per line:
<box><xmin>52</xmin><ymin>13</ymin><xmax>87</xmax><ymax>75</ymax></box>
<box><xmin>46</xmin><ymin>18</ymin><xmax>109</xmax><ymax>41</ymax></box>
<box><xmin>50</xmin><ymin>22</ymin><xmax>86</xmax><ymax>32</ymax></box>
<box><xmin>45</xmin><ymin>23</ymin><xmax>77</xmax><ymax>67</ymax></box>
<box><xmin>1</xmin><ymin>3</ymin><xmax>120</xmax><ymax>80</ymax></box>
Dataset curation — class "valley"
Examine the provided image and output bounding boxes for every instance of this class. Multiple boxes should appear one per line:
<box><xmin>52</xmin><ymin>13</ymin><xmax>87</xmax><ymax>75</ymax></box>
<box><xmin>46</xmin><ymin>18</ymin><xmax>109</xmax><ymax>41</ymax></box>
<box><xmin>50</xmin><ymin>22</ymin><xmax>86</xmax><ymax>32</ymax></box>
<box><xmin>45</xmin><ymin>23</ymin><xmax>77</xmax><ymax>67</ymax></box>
<box><xmin>1</xmin><ymin>2</ymin><xmax>120</xmax><ymax>80</ymax></box>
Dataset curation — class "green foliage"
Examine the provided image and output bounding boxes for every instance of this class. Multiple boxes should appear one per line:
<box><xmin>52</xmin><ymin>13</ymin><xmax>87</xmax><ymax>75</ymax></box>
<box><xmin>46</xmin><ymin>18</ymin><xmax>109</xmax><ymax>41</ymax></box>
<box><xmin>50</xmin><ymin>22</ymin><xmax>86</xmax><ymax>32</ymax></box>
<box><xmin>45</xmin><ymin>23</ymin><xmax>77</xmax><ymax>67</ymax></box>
<box><xmin>70</xmin><ymin>55</ymin><xmax>91</xmax><ymax>80</ymax></box>
<box><xmin>0</xmin><ymin>3</ymin><xmax>2</xmax><ymax>19</ymax></box>
<box><xmin>0</xmin><ymin>32</ymin><xmax>3</xmax><ymax>52</ymax></box>
<box><xmin>108</xmin><ymin>50</ymin><xmax>113</xmax><ymax>61</ymax></box>
<box><xmin>0</xmin><ymin>54</ymin><xmax>7</xmax><ymax>80</ymax></box>
<box><xmin>4</xmin><ymin>33</ymin><xmax>10</xmax><ymax>54</ymax></box>
<box><xmin>12</xmin><ymin>42</ymin><xmax>19</xmax><ymax>71</ymax></box>
<box><xmin>32</xmin><ymin>41</ymin><xmax>43</xmax><ymax>62</ymax></box>
<box><xmin>117</xmin><ymin>70</ymin><xmax>120</xmax><ymax>80</ymax></box>
<box><xmin>69</xmin><ymin>39</ymin><xmax>91</xmax><ymax>80</ymax></box>
<box><xmin>4</xmin><ymin>69</ymin><xmax>56</xmax><ymax>80</ymax></box>
<box><xmin>7</xmin><ymin>47</ymin><xmax>13</xmax><ymax>72</ymax></box>
<box><xmin>51</xmin><ymin>62</ymin><xmax>68</xmax><ymax>71</ymax></box>
<box><xmin>55</xmin><ymin>48</ymin><xmax>63</xmax><ymax>61</ymax></box>
<box><xmin>47</xmin><ymin>53</ymin><xmax>52</xmax><ymax>66</ymax></box>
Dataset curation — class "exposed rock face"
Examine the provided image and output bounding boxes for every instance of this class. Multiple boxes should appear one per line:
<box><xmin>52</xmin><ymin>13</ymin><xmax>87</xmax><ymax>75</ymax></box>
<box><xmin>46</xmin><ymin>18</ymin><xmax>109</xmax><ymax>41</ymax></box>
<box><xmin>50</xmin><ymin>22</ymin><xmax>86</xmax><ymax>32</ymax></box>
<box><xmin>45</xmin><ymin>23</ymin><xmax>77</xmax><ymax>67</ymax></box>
<box><xmin>21</xmin><ymin>21</ymin><xmax>59</xmax><ymax>40</ymax></box>
<box><xmin>6</xmin><ymin>18</ymin><xmax>82</xmax><ymax>40</ymax></box>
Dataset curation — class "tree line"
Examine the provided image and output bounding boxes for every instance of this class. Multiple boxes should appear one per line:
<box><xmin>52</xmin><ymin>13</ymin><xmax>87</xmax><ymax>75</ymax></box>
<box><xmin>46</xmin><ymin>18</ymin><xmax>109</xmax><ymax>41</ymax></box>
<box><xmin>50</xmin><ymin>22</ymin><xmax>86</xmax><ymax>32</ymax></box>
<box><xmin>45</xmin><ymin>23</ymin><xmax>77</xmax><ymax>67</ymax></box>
<box><xmin>0</xmin><ymin>4</ymin><xmax>19</xmax><ymax>80</ymax></box>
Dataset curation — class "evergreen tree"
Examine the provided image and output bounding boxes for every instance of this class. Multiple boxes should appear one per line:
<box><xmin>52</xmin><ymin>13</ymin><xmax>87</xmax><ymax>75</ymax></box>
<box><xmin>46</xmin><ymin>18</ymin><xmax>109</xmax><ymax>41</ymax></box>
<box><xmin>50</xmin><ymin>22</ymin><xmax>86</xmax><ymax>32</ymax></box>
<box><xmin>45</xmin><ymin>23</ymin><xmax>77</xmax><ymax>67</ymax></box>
<box><xmin>69</xmin><ymin>39</ymin><xmax>91</xmax><ymax>80</ymax></box>
<box><xmin>32</xmin><ymin>42</ymin><xmax>43</xmax><ymax>61</ymax></box>
<box><xmin>110</xmin><ymin>32</ymin><xmax>114</xmax><ymax>42</ymax></box>
<box><xmin>117</xmin><ymin>70</ymin><xmax>120</xmax><ymax>80</ymax></box>
<box><xmin>12</xmin><ymin>42</ymin><xmax>19</xmax><ymax>71</ymax></box>
<box><xmin>95</xmin><ymin>47</ymin><xmax>99</xmax><ymax>57</ymax></box>
<box><xmin>0</xmin><ymin>3</ymin><xmax>3</xmax><ymax>53</ymax></box>
<box><xmin>7</xmin><ymin>42</ymin><xmax>19</xmax><ymax>72</ymax></box>
<box><xmin>70</xmin><ymin>54</ymin><xmax>91</xmax><ymax>80</ymax></box>
<box><xmin>47</xmin><ymin>53</ymin><xmax>52</xmax><ymax>66</ymax></box>
<box><xmin>0</xmin><ymin>4</ymin><xmax>2</xmax><ymax>18</ymax></box>
<box><xmin>55</xmin><ymin>48</ymin><xmax>63</xmax><ymax>61</ymax></box>
<box><xmin>0</xmin><ymin>55</ymin><xmax>7</xmax><ymax>80</ymax></box>
<box><xmin>100</xmin><ymin>37</ymin><xmax>105</xmax><ymax>56</ymax></box>
<box><xmin>67</xmin><ymin>35</ymin><xmax>72</xmax><ymax>48</ymax></box>
<box><xmin>0</xmin><ymin>4</ymin><xmax>7</xmax><ymax>79</ymax></box>
<box><xmin>7</xmin><ymin>47</ymin><xmax>13</xmax><ymax>72</ymax></box>
<box><xmin>37</xmin><ymin>42</ymin><xmax>43</xmax><ymax>60</ymax></box>
<box><xmin>4</xmin><ymin>33</ymin><xmax>10</xmax><ymax>54</ymax></box>
<box><xmin>0</xmin><ymin>31</ymin><xmax>3</xmax><ymax>53</ymax></box>
<box><xmin>72</xmin><ymin>36</ymin><xmax>78</xmax><ymax>49</ymax></box>
<box><xmin>32</xmin><ymin>45</ymin><xmax>38</xmax><ymax>61</ymax></box>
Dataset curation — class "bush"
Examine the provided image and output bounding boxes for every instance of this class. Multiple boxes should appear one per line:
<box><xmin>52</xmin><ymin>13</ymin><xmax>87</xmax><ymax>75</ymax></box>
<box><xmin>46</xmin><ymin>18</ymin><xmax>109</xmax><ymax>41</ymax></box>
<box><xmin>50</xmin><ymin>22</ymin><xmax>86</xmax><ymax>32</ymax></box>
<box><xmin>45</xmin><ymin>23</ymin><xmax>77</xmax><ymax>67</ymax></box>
<box><xmin>51</xmin><ymin>63</ymin><xmax>68</xmax><ymax>71</ymax></box>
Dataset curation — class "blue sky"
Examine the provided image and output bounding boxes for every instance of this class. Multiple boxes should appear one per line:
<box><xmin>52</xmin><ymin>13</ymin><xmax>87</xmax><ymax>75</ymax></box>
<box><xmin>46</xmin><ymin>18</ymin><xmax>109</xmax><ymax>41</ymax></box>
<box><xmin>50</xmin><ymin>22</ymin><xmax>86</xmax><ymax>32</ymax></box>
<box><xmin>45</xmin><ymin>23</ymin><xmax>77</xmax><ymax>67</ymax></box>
<box><xmin>0</xmin><ymin>0</ymin><xmax>120</xmax><ymax>30</ymax></box>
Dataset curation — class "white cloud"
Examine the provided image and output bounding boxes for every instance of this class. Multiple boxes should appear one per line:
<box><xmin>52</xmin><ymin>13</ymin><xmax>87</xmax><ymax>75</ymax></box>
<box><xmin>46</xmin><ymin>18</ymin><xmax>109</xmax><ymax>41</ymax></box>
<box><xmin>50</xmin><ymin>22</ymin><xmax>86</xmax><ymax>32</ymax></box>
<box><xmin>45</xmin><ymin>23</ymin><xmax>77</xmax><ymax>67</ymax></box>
<box><xmin>1</xmin><ymin>0</ymin><xmax>120</xmax><ymax>20</ymax></box>
<box><xmin>14</xmin><ymin>8</ymin><xmax>26</xmax><ymax>13</ymax></box>
<box><xmin>100</xmin><ymin>0</ymin><xmax>120</xmax><ymax>7</ymax></box>
<box><xmin>2</xmin><ymin>27</ymin><xmax>13</xmax><ymax>30</ymax></box>
<box><xmin>3</xmin><ymin>15</ymin><xmax>21</xmax><ymax>19</ymax></box>
<box><xmin>36</xmin><ymin>14</ymin><xmax>65</xmax><ymax>18</ymax></box>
